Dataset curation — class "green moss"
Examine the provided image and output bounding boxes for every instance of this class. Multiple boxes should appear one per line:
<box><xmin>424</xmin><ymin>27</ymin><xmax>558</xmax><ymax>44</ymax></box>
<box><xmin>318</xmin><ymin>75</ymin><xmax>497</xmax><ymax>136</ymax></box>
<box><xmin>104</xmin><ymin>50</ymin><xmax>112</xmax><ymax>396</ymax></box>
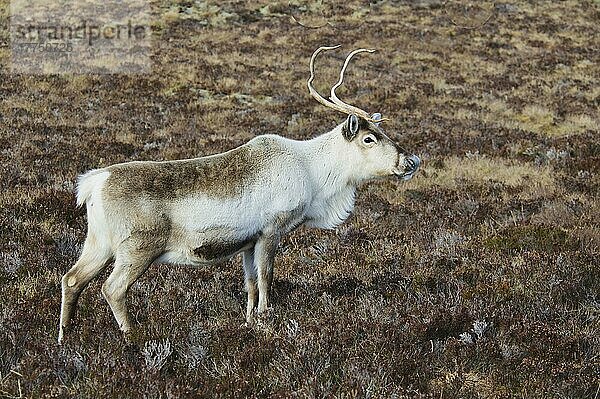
<box><xmin>484</xmin><ymin>226</ymin><xmax>578</xmax><ymax>253</ymax></box>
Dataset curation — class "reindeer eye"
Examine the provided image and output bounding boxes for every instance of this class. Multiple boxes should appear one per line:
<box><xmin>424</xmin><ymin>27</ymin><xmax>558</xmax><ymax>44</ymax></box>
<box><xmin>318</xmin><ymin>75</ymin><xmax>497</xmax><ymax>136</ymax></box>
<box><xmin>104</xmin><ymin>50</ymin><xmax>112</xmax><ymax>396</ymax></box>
<box><xmin>363</xmin><ymin>135</ymin><xmax>376</xmax><ymax>145</ymax></box>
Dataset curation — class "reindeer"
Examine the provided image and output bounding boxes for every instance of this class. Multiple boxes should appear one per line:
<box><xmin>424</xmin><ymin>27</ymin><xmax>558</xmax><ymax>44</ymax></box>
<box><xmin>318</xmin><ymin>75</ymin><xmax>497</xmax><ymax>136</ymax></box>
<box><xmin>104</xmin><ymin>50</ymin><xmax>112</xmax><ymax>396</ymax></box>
<box><xmin>58</xmin><ymin>45</ymin><xmax>420</xmax><ymax>343</ymax></box>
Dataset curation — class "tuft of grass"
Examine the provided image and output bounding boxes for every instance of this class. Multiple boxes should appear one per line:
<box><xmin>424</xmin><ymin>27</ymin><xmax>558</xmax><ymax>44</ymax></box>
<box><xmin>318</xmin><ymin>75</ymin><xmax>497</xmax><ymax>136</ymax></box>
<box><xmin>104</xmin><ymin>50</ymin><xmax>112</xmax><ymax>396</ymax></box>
<box><xmin>514</xmin><ymin>106</ymin><xmax>597</xmax><ymax>137</ymax></box>
<box><xmin>516</xmin><ymin>105</ymin><xmax>556</xmax><ymax>135</ymax></box>
<box><xmin>474</xmin><ymin>98</ymin><xmax>598</xmax><ymax>138</ymax></box>
<box><xmin>557</xmin><ymin>114</ymin><xmax>598</xmax><ymax>137</ymax></box>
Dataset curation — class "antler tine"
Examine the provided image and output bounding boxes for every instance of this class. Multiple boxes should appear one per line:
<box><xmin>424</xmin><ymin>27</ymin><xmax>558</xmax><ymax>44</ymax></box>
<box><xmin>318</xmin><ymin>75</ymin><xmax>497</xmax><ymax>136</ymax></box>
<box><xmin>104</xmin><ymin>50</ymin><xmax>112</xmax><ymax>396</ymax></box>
<box><xmin>307</xmin><ymin>45</ymin><xmax>388</xmax><ymax>123</ymax></box>
<box><xmin>307</xmin><ymin>45</ymin><xmax>353</xmax><ymax>115</ymax></box>
<box><xmin>330</xmin><ymin>48</ymin><xmax>380</xmax><ymax>122</ymax></box>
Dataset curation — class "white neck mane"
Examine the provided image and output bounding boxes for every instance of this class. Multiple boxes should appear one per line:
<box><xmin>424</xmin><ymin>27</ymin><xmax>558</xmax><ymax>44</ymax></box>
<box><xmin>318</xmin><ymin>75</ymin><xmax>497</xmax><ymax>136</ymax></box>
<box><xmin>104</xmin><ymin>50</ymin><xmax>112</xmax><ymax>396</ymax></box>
<box><xmin>299</xmin><ymin>124</ymin><xmax>357</xmax><ymax>229</ymax></box>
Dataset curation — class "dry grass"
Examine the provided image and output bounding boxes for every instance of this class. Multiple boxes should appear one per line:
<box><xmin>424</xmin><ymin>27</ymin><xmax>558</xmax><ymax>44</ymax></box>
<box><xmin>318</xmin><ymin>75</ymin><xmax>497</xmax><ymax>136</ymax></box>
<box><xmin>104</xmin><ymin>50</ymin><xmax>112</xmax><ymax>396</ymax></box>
<box><xmin>0</xmin><ymin>0</ymin><xmax>599</xmax><ymax>397</ymax></box>
<box><xmin>473</xmin><ymin>99</ymin><xmax>599</xmax><ymax>138</ymax></box>
<box><xmin>404</xmin><ymin>156</ymin><xmax>557</xmax><ymax>199</ymax></box>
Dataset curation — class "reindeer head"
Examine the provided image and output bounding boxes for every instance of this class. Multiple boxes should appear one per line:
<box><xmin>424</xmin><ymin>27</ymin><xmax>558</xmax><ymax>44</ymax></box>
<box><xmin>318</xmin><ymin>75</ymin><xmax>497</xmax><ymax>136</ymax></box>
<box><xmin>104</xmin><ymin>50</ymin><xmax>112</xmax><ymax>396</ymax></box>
<box><xmin>307</xmin><ymin>45</ymin><xmax>420</xmax><ymax>182</ymax></box>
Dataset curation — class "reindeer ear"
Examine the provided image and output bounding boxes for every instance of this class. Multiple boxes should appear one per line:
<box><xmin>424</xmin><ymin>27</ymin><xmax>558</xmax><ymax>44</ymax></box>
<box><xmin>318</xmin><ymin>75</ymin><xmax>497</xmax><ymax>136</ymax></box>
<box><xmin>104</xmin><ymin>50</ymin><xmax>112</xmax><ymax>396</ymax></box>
<box><xmin>371</xmin><ymin>113</ymin><xmax>382</xmax><ymax>126</ymax></box>
<box><xmin>343</xmin><ymin>114</ymin><xmax>360</xmax><ymax>141</ymax></box>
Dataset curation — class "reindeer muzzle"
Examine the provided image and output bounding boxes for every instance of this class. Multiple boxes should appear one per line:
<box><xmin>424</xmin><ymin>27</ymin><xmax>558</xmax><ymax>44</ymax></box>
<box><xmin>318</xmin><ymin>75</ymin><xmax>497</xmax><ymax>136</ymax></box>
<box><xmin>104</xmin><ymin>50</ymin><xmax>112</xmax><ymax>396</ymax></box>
<box><xmin>401</xmin><ymin>154</ymin><xmax>420</xmax><ymax>180</ymax></box>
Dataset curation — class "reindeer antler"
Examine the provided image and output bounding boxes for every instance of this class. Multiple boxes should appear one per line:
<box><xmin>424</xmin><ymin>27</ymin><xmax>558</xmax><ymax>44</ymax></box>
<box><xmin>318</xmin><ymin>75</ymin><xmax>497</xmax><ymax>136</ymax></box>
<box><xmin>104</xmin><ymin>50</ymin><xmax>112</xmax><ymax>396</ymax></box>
<box><xmin>307</xmin><ymin>45</ymin><xmax>385</xmax><ymax>123</ymax></box>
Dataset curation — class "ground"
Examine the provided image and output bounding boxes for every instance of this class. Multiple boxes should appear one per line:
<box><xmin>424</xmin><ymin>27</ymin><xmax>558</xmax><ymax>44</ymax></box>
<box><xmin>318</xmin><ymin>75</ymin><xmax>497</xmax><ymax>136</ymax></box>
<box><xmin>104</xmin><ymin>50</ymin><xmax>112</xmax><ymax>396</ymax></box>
<box><xmin>0</xmin><ymin>1</ymin><xmax>599</xmax><ymax>398</ymax></box>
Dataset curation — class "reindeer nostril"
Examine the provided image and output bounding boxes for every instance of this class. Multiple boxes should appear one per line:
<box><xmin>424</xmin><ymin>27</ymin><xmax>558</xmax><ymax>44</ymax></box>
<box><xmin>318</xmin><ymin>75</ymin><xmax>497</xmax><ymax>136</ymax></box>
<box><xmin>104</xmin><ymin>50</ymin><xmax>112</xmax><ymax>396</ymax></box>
<box><xmin>404</xmin><ymin>155</ymin><xmax>420</xmax><ymax>172</ymax></box>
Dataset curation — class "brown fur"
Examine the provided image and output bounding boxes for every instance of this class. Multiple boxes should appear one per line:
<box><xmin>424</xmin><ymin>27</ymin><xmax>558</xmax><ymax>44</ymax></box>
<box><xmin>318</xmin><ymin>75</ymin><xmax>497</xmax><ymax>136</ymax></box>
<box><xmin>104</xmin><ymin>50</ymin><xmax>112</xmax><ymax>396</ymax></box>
<box><xmin>193</xmin><ymin>237</ymin><xmax>256</xmax><ymax>260</ymax></box>
<box><xmin>103</xmin><ymin>136</ymin><xmax>287</xmax><ymax>202</ymax></box>
<box><xmin>104</xmin><ymin>147</ymin><xmax>255</xmax><ymax>200</ymax></box>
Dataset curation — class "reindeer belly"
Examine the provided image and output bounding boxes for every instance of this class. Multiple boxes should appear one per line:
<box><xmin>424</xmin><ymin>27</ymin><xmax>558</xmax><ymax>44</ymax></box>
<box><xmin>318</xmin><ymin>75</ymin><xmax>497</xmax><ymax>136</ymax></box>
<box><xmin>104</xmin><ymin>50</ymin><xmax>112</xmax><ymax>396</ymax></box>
<box><xmin>192</xmin><ymin>238</ymin><xmax>255</xmax><ymax>262</ymax></box>
<box><xmin>156</xmin><ymin>228</ymin><xmax>258</xmax><ymax>266</ymax></box>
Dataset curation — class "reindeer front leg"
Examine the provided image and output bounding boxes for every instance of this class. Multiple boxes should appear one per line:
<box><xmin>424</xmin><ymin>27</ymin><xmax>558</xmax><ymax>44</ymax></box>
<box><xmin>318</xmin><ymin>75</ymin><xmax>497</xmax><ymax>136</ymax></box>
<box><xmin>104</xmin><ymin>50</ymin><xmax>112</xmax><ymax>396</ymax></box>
<box><xmin>254</xmin><ymin>233</ymin><xmax>279</xmax><ymax>314</ymax></box>
<box><xmin>242</xmin><ymin>249</ymin><xmax>258</xmax><ymax>322</ymax></box>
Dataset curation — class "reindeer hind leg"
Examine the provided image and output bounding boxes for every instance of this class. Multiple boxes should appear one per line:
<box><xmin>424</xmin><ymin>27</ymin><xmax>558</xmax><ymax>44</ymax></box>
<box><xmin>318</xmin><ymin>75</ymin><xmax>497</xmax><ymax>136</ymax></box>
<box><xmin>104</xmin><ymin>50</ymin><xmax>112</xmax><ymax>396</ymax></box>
<box><xmin>59</xmin><ymin>234</ymin><xmax>112</xmax><ymax>343</ymax></box>
<box><xmin>101</xmin><ymin>246</ymin><xmax>159</xmax><ymax>336</ymax></box>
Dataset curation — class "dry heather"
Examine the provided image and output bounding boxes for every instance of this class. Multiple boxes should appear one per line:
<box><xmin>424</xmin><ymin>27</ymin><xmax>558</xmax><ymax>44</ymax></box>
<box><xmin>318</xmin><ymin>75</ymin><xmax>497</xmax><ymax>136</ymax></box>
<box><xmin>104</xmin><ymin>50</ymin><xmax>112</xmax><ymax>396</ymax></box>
<box><xmin>1</xmin><ymin>0</ymin><xmax>599</xmax><ymax>398</ymax></box>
